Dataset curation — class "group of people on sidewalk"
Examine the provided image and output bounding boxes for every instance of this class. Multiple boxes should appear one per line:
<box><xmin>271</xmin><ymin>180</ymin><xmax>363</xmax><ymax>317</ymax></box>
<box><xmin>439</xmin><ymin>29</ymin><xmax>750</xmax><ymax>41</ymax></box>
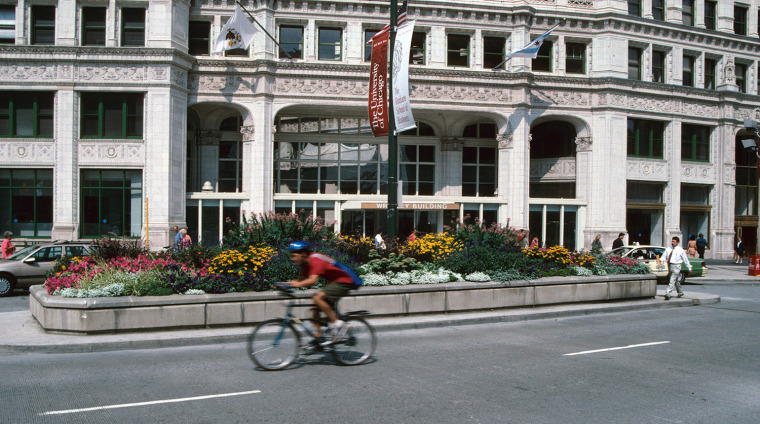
<box><xmin>173</xmin><ymin>226</ymin><xmax>193</xmax><ymax>251</ymax></box>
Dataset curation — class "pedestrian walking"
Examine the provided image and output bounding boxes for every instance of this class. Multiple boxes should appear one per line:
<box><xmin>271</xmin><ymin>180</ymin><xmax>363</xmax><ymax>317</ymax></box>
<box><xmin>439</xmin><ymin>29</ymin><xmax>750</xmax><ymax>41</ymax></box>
<box><xmin>612</xmin><ymin>232</ymin><xmax>625</xmax><ymax>250</ymax></box>
<box><xmin>687</xmin><ymin>235</ymin><xmax>697</xmax><ymax>258</ymax></box>
<box><xmin>173</xmin><ymin>226</ymin><xmax>182</xmax><ymax>252</ymax></box>
<box><xmin>374</xmin><ymin>231</ymin><xmax>386</xmax><ymax>251</ymax></box>
<box><xmin>530</xmin><ymin>236</ymin><xmax>539</xmax><ymax>248</ymax></box>
<box><xmin>591</xmin><ymin>234</ymin><xmax>603</xmax><ymax>254</ymax></box>
<box><xmin>2</xmin><ymin>231</ymin><xmax>15</xmax><ymax>259</ymax></box>
<box><xmin>735</xmin><ymin>237</ymin><xmax>744</xmax><ymax>264</ymax></box>
<box><xmin>662</xmin><ymin>236</ymin><xmax>692</xmax><ymax>300</ymax></box>
<box><xmin>696</xmin><ymin>233</ymin><xmax>708</xmax><ymax>259</ymax></box>
<box><xmin>180</xmin><ymin>228</ymin><xmax>193</xmax><ymax>250</ymax></box>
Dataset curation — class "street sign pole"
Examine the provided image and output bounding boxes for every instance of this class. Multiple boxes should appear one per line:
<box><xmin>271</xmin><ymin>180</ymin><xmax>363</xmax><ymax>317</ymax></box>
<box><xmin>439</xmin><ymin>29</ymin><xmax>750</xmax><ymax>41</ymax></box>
<box><xmin>387</xmin><ymin>0</ymin><xmax>399</xmax><ymax>244</ymax></box>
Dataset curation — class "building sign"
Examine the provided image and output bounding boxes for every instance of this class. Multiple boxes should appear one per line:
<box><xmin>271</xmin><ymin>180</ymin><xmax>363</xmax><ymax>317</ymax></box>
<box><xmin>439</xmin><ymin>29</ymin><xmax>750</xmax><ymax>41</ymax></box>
<box><xmin>361</xmin><ymin>202</ymin><xmax>459</xmax><ymax>210</ymax></box>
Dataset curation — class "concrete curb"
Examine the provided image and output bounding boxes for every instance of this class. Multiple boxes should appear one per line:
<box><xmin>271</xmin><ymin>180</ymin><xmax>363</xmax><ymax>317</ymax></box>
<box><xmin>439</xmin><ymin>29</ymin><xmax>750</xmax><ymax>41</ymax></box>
<box><xmin>0</xmin><ymin>291</ymin><xmax>719</xmax><ymax>354</ymax></box>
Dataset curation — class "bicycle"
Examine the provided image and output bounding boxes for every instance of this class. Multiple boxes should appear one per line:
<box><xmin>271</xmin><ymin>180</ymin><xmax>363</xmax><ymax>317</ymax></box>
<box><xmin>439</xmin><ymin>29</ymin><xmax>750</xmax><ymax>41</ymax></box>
<box><xmin>246</xmin><ymin>287</ymin><xmax>377</xmax><ymax>370</ymax></box>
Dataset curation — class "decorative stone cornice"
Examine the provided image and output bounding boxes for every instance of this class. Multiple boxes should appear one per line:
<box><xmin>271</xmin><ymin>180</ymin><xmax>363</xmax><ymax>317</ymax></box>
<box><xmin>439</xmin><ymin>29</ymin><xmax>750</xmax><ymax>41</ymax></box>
<box><xmin>626</xmin><ymin>159</ymin><xmax>669</xmax><ymax>181</ymax></box>
<box><xmin>575</xmin><ymin>136</ymin><xmax>592</xmax><ymax>152</ymax></box>
<box><xmin>440</xmin><ymin>136</ymin><xmax>463</xmax><ymax>152</ymax></box>
<box><xmin>497</xmin><ymin>132</ymin><xmax>513</xmax><ymax>149</ymax></box>
<box><xmin>0</xmin><ymin>141</ymin><xmax>55</xmax><ymax>164</ymax></box>
<box><xmin>530</xmin><ymin>157</ymin><xmax>576</xmax><ymax>181</ymax></box>
<box><xmin>241</xmin><ymin>125</ymin><xmax>255</xmax><ymax>141</ymax></box>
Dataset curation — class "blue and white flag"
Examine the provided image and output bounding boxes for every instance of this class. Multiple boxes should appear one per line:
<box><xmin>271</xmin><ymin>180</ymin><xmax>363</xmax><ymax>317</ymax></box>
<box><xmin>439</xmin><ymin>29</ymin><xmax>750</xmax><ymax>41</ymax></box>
<box><xmin>506</xmin><ymin>24</ymin><xmax>559</xmax><ymax>59</ymax></box>
<box><xmin>213</xmin><ymin>5</ymin><xmax>258</xmax><ymax>53</ymax></box>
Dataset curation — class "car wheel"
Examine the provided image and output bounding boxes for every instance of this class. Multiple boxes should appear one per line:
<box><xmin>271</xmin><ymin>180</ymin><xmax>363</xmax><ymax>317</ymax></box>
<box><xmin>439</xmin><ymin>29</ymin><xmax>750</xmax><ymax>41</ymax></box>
<box><xmin>0</xmin><ymin>274</ymin><xmax>15</xmax><ymax>297</ymax></box>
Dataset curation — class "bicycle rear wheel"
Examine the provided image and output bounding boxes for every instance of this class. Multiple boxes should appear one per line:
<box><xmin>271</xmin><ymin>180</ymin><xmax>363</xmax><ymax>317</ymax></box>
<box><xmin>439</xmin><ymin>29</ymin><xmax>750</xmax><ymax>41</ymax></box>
<box><xmin>247</xmin><ymin>319</ymin><xmax>301</xmax><ymax>370</ymax></box>
<box><xmin>331</xmin><ymin>317</ymin><xmax>376</xmax><ymax>366</ymax></box>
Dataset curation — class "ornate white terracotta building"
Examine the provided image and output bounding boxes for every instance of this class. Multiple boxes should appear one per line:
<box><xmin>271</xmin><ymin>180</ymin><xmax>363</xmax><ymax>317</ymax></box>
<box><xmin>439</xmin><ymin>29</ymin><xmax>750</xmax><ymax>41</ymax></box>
<box><xmin>1</xmin><ymin>0</ymin><xmax>759</xmax><ymax>258</ymax></box>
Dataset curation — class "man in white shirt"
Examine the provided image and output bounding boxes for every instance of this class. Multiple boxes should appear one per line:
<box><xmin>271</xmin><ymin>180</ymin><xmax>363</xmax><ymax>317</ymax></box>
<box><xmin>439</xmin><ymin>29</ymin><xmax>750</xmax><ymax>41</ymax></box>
<box><xmin>374</xmin><ymin>231</ymin><xmax>386</xmax><ymax>251</ymax></box>
<box><xmin>661</xmin><ymin>236</ymin><xmax>692</xmax><ymax>300</ymax></box>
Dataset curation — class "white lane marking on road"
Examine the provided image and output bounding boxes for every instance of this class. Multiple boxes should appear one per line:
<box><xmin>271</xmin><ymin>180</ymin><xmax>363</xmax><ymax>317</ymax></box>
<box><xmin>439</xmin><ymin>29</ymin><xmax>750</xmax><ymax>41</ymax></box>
<box><xmin>39</xmin><ymin>390</ymin><xmax>262</xmax><ymax>416</ymax></box>
<box><xmin>563</xmin><ymin>341</ymin><xmax>670</xmax><ymax>356</ymax></box>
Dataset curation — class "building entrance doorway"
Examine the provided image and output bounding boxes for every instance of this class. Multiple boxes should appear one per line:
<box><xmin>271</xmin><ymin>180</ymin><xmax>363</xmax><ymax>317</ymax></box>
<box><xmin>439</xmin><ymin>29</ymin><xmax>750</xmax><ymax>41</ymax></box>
<box><xmin>626</xmin><ymin>209</ymin><xmax>663</xmax><ymax>246</ymax></box>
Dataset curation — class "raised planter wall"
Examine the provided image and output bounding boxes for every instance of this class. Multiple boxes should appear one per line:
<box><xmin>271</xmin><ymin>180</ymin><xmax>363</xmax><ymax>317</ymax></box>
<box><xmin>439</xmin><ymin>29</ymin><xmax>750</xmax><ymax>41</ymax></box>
<box><xmin>29</xmin><ymin>275</ymin><xmax>656</xmax><ymax>334</ymax></box>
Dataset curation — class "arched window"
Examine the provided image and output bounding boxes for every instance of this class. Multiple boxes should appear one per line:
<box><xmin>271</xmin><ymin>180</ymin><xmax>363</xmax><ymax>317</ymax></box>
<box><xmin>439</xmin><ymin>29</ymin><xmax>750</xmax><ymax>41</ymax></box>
<box><xmin>400</xmin><ymin>121</ymin><xmax>436</xmax><ymax>136</ymax></box>
<box><xmin>463</xmin><ymin>122</ymin><xmax>496</xmax><ymax>138</ymax></box>
<box><xmin>219</xmin><ymin>116</ymin><xmax>242</xmax><ymax>132</ymax></box>
<box><xmin>530</xmin><ymin>121</ymin><xmax>577</xmax><ymax>159</ymax></box>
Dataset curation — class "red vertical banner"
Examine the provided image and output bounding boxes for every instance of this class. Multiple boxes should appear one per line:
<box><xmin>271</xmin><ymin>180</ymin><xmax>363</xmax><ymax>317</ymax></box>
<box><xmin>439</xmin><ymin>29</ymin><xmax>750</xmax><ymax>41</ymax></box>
<box><xmin>368</xmin><ymin>29</ymin><xmax>389</xmax><ymax>137</ymax></box>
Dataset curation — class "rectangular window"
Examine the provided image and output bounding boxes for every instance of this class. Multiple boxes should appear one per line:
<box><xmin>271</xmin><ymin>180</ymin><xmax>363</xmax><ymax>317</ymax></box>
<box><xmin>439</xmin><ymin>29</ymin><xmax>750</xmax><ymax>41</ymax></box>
<box><xmin>279</xmin><ymin>25</ymin><xmax>303</xmax><ymax>59</ymax></box>
<box><xmin>318</xmin><ymin>27</ymin><xmax>342</xmax><ymax>61</ymax></box>
<box><xmin>628</xmin><ymin>0</ymin><xmax>641</xmax><ymax>17</ymax></box>
<box><xmin>565</xmin><ymin>43</ymin><xmax>586</xmax><ymax>74</ymax></box>
<box><xmin>628</xmin><ymin>47</ymin><xmax>642</xmax><ymax>80</ymax></box>
<box><xmin>188</xmin><ymin>21</ymin><xmax>211</xmax><ymax>56</ymax></box>
<box><xmin>532</xmin><ymin>40</ymin><xmax>553</xmax><ymax>72</ymax></box>
<box><xmin>735</xmin><ymin>5</ymin><xmax>748</xmax><ymax>36</ymax></box>
<box><xmin>32</xmin><ymin>6</ymin><xmax>55</xmax><ymax>45</ymax></box>
<box><xmin>447</xmin><ymin>34</ymin><xmax>470</xmax><ymax>67</ymax></box>
<box><xmin>121</xmin><ymin>8</ymin><xmax>145</xmax><ymax>46</ymax></box>
<box><xmin>82</xmin><ymin>7</ymin><xmax>106</xmax><ymax>46</ymax></box>
<box><xmin>0</xmin><ymin>5</ymin><xmax>15</xmax><ymax>44</ymax></box>
<box><xmin>410</xmin><ymin>32</ymin><xmax>425</xmax><ymax>65</ymax></box>
<box><xmin>652</xmin><ymin>51</ymin><xmax>665</xmax><ymax>83</ymax></box>
<box><xmin>81</xmin><ymin>170</ymin><xmax>142</xmax><ymax>238</ymax></box>
<box><xmin>705</xmin><ymin>1</ymin><xmax>717</xmax><ymax>30</ymax></box>
<box><xmin>364</xmin><ymin>29</ymin><xmax>378</xmax><ymax>62</ymax></box>
<box><xmin>652</xmin><ymin>0</ymin><xmax>664</xmax><ymax>21</ymax></box>
<box><xmin>681</xmin><ymin>124</ymin><xmax>710</xmax><ymax>161</ymax></box>
<box><xmin>80</xmin><ymin>92</ymin><xmax>144</xmax><ymax>139</ymax></box>
<box><xmin>483</xmin><ymin>36</ymin><xmax>505</xmax><ymax>69</ymax></box>
<box><xmin>400</xmin><ymin>145</ymin><xmax>435</xmax><ymax>195</ymax></box>
<box><xmin>219</xmin><ymin>139</ymin><xmax>242</xmax><ymax>192</ymax></box>
<box><xmin>683</xmin><ymin>55</ymin><xmax>695</xmax><ymax>86</ymax></box>
<box><xmin>462</xmin><ymin>146</ymin><xmax>496</xmax><ymax>197</ymax></box>
<box><xmin>0</xmin><ymin>92</ymin><xmax>54</xmax><ymax>138</ymax></box>
<box><xmin>0</xmin><ymin>169</ymin><xmax>53</xmax><ymax>237</ymax></box>
<box><xmin>682</xmin><ymin>0</ymin><xmax>694</xmax><ymax>26</ymax></box>
<box><xmin>705</xmin><ymin>58</ymin><xmax>717</xmax><ymax>89</ymax></box>
<box><xmin>627</xmin><ymin>119</ymin><xmax>664</xmax><ymax>159</ymax></box>
<box><xmin>736</xmin><ymin>63</ymin><xmax>747</xmax><ymax>93</ymax></box>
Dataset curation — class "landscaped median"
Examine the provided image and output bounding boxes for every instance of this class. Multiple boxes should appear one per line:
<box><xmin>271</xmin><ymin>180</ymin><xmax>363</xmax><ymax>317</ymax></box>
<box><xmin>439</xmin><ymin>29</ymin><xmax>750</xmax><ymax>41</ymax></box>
<box><xmin>29</xmin><ymin>274</ymin><xmax>656</xmax><ymax>334</ymax></box>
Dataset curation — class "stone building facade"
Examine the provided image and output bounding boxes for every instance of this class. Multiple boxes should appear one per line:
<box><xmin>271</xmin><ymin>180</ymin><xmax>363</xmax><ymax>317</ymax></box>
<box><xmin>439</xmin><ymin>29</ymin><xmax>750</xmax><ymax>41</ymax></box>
<box><xmin>1</xmin><ymin>0</ymin><xmax>759</xmax><ymax>258</ymax></box>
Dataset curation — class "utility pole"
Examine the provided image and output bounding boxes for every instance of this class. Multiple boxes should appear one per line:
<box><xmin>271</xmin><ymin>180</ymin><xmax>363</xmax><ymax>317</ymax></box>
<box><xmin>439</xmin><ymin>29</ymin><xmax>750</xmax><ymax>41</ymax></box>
<box><xmin>387</xmin><ymin>0</ymin><xmax>399</xmax><ymax>244</ymax></box>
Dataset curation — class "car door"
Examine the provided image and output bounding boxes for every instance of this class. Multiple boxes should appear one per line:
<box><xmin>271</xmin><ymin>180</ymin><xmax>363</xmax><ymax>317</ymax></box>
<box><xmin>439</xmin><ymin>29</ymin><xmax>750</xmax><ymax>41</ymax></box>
<box><xmin>21</xmin><ymin>246</ymin><xmax>62</xmax><ymax>284</ymax></box>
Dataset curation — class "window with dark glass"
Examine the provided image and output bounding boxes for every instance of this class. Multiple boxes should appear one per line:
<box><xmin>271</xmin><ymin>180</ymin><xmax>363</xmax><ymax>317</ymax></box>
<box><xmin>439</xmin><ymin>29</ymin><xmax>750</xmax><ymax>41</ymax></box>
<box><xmin>462</xmin><ymin>147</ymin><xmax>496</xmax><ymax>197</ymax></box>
<box><xmin>628</xmin><ymin>0</ymin><xmax>641</xmax><ymax>17</ymax></box>
<box><xmin>81</xmin><ymin>93</ymin><xmax>144</xmax><ymax>139</ymax></box>
<box><xmin>566</xmin><ymin>43</ymin><xmax>585</xmax><ymax>74</ymax></box>
<box><xmin>627</xmin><ymin>119</ymin><xmax>664</xmax><ymax>158</ymax></box>
<box><xmin>736</xmin><ymin>136</ymin><xmax>758</xmax><ymax>216</ymax></box>
<box><xmin>447</xmin><ymin>34</ymin><xmax>469</xmax><ymax>67</ymax></box>
<box><xmin>705</xmin><ymin>58</ymin><xmax>717</xmax><ymax>89</ymax></box>
<box><xmin>704</xmin><ymin>1</ymin><xmax>717</xmax><ymax>30</ymax></box>
<box><xmin>400</xmin><ymin>121</ymin><xmax>436</xmax><ymax>136</ymax></box>
<box><xmin>364</xmin><ymin>29</ymin><xmax>379</xmax><ymax>62</ymax></box>
<box><xmin>0</xmin><ymin>169</ymin><xmax>53</xmax><ymax>237</ymax></box>
<box><xmin>483</xmin><ymin>36</ymin><xmax>505</xmax><ymax>69</ymax></box>
<box><xmin>530</xmin><ymin>121</ymin><xmax>577</xmax><ymax>159</ymax></box>
<box><xmin>400</xmin><ymin>145</ymin><xmax>435</xmax><ymax>195</ymax></box>
<box><xmin>32</xmin><ymin>6</ymin><xmax>55</xmax><ymax>45</ymax></box>
<box><xmin>532</xmin><ymin>40</ymin><xmax>553</xmax><ymax>72</ymax></box>
<box><xmin>735</xmin><ymin>5</ymin><xmax>748</xmax><ymax>36</ymax></box>
<box><xmin>318</xmin><ymin>27</ymin><xmax>342</xmax><ymax>61</ymax></box>
<box><xmin>0</xmin><ymin>92</ymin><xmax>54</xmax><ymax>138</ymax></box>
<box><xmin>82</xmin><ymin>7</ymin><xmax>106</xmax><ymax>46</ymax></box>
<box><xmin>683</xmin><ymin>55</ymin><xmax>695</xmax><ymax>86</ymax></box>
<box><xmin>529</xmin><ymin>183</ymin><xmax>575</xmax><ymax>199</ymax></box>
<box><xmin>463</xmin><ymin>122</ymin><xmax>496</xmax><ymax>139</ymax></box>
<box><xmin>0</xmin><ymin>5</ymin><xmax>15</xmax><ymax>44</ymax></box>
<box><xmin>279</xmin><ymin>25</ymin><xmax>303</xmax><ymax>59</ymax></box>
<box><xmin>189</xmin><ymin>21</ymin><xmax>211</xmax><ymax>55</ymax></box>
<box><xmin>121</xmin><ymin>8</ymin><xmax>145</xmax><ymax>46</ymax></box>
<box><xmin>652</xmin><ymin>0</ymin><xmax>664</xmax><ymax>20</ymax></box>
<box><xmin>682</xmin><ymin>0</ymin><xmax>694</xmax><ymax>26</ymax></box>
<box><xmin>652</xmin><ymin>51</ymin><xmax>665</xmax><ymax>83</ymax></box>
<box><xmin>81</xmin><ymin>170</ymin><xmax>143</xmax><ymax>238</ymax></box>
<box><xmin>410</xmin><ymin>32</ymin><xmax>425</xmax><ymax>64</ymax></box>
<box><xmin>681</xmin><ymin>124</ymin><xmax>710</xmax><ymax>161</ymax></box>
<box><xmin>629</xmin><ymin>47</ymin><xmax>642</xmax><ymax>80</ymax></box>
<box><xmin>219</xmin><ymin>139</ymin><xmax>242</xmax><ymax>192</ymax></box>
<box><xmin>736</xmin><ymin>63</ymin><xmax>747</xmax><ymax>93</ymax></box>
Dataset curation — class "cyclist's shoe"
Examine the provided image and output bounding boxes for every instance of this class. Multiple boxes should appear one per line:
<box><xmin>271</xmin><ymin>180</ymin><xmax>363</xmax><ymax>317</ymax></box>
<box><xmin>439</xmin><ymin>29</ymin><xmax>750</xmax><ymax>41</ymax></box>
<box><xmin>329</xmin><ymin>320</ymin><xmax>347</xmax><ymax>340</ymax></box>
<box><xmin>305</xmin><ymin>336</ymin><xmax>325</xmax><ymax>352</ymax></box>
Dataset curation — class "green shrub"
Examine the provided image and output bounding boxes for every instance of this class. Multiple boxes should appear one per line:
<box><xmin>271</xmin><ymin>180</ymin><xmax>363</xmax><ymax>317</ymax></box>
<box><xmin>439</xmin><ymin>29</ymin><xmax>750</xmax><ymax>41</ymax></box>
<box><xmin>223</xmin><ymin>211</ymin><xmax>336</xmax><ymax>250</ymax></box>
<box><xmin>91</xmin><ymin>236</ymin><xmax>147</xmax><ymax>260</ymax></box>
<box><xmin>359</xmin><ymin>250</ymin><xmax>422</xmax><ymax>274</ymax></box>
<box><xmin>446</xmin><ymin>219</ymin><xmax>521</xmax><ymax>249</ymax></box>
<box><xmin>167</xmin><ymin>243</ymin><xmax>222</xmax><ymax>269</ymax></box>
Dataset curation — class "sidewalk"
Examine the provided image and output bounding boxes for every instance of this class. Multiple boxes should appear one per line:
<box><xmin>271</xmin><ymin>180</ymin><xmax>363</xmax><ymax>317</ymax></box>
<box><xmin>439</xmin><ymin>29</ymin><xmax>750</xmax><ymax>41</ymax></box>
<box><xmin>0</xmin><ymin>291</ymin><xmax>719</xmax><ymax>354</ymax></box>
<box><xmin>702</xmin><ymin>259</ymin><xmax>760</xmax><ymax>281</ymax></box>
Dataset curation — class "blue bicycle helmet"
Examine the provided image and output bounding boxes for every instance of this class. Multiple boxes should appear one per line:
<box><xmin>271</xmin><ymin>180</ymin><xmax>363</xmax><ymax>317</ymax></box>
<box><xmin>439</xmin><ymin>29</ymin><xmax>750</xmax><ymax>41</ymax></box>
<box><xmin>287</xmin><ymin>240</ymin><xmax>310</xmax><ymax>253</ymax></box>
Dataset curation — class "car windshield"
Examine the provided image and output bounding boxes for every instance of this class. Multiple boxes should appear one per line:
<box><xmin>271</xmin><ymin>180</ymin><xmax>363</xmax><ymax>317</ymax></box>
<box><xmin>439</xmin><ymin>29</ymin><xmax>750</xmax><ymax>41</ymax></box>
<box><xmin>4</xmin><ymin>245</ymin><xmax>39</xmax><ymax>261</ymax></box>
<box><xmin>610</xmin><ymin>247</ymin><xmax>632</xmax><ymax>256</ymax></box>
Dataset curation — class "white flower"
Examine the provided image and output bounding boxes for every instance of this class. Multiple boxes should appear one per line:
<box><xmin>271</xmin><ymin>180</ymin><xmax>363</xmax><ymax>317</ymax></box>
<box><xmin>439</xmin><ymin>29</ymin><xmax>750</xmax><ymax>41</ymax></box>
<box><xmin>465</xmin><ymin>272</ymin><xmax>491</xmax><ymax>282</ymax></box>
<box><xmin>184</xmin><ymin>289</ymin><xmax>206</xmax><ymax>295</ymax></box>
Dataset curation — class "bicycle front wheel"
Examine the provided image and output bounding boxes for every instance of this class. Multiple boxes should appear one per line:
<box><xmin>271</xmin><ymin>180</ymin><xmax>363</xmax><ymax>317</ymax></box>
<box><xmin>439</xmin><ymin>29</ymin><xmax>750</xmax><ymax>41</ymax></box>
<box><xmin>247</xmin><ymin>319</ymin><xmax>301</xmax><ymax>370</ymax></box>
<box><xmin>331</xmin><ymin>317</ymin><xmax>377</xmax><ymax>366</ymax></box>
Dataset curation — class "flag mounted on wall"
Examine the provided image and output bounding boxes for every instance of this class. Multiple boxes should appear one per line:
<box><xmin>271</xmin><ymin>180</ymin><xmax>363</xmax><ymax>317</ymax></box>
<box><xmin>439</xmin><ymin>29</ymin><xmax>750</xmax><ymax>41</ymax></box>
<box><xmin>213</xmin><ymin>5</ymin><xmax>258</xmax><ymax>53</ymax></box>
<box><xmin>506</xmin><ymin>23</ymin><xmax>559</xmax><ymax>59</ymax></box>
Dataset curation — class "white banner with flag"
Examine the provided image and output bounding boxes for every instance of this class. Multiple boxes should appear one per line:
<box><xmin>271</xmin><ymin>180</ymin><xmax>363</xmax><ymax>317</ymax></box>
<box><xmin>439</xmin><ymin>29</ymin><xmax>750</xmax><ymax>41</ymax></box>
<box><xmin>392</xmin><ymin>21</ymin><xmax>416</xmax><ymax>133</ymax></box>
<box><xmin>213</xmin><ymin>5</ymin><xmax>258</xmax><ymax>54</ymax></box>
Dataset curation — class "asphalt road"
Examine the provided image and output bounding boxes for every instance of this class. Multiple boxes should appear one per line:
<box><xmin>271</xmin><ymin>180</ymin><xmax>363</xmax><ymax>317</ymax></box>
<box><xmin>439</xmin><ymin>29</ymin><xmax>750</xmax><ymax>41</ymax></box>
<box><xmin>1</xmin><ymin>280</ymin><xmax>758</xmax><ymax>424</ymax></box>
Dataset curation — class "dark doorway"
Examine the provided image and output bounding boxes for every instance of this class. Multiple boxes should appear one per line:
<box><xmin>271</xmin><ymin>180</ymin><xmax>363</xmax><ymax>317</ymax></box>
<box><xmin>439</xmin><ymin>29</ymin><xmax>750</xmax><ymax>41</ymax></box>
<box><xmin>627</xmin><ymin>210</ymin><xmax>652</xmax><ymax>245</ymax></box>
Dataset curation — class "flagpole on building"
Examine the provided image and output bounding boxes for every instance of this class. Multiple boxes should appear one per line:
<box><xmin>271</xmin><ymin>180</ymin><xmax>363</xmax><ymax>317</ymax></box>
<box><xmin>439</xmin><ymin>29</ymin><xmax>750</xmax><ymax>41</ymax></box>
<box><xmin>387</xmin><ymin>0</ymin><xmax>399</xmax><ymax>244</ymax></box>
<box><xmin>236</xmin><ymin>1</ymin><xmax>293</xmax><ymax>59</ymax></box>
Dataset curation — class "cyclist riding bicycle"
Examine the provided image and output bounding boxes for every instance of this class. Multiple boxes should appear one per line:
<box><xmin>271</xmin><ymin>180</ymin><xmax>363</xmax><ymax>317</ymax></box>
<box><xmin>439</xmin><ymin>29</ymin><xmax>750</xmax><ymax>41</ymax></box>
<box><xmin>278</xmin><ymin>241</ymin><xmax>360</xmax><ymax>345</ymax></box>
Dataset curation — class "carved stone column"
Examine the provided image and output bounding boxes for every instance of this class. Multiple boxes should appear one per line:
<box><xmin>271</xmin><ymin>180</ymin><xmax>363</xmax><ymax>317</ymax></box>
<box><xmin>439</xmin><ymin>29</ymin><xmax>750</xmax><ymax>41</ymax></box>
<box><xmin>439</xmin><ymin>137</ymin><xmax>463</xmax><ymax>196</ymax></box>
<box><xmin>51</xmin><ymin>89</ymin><xmax>78</xmax><ymax>240</ymax></box>
<box><xmin>241</xmin><ymin>124</ymin><xmax>255</xmax><ymax>195</ymax></box>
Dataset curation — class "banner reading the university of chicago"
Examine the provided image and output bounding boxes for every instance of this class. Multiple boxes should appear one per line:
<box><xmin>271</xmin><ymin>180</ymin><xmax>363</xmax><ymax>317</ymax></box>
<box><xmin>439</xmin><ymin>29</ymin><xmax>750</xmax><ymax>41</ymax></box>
<box><xmin>392</xmin><ymin>21</ymin><xmax>416</xmax><ymax>133</ymax></box>
<box><xmin>368</xmin><ymin>29</ymin><xmax>390</xmax><ymax>137</ymax></box>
